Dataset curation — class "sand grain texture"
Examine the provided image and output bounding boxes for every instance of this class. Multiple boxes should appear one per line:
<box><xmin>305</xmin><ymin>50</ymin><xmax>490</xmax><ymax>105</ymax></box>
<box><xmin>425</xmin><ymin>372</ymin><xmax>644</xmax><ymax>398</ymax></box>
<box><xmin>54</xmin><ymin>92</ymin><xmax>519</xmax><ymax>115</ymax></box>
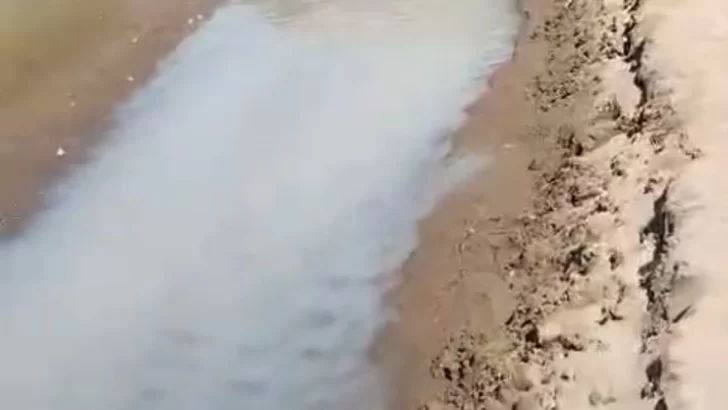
<box><xmin>642</xmin><ymin>0</ymin><xmax>728</xmax><ymax>408</ymax></box>
<box><xmin>393</xmin><ymin>0</ymin><xmax>728</xmax><ymax>408</ymax></box>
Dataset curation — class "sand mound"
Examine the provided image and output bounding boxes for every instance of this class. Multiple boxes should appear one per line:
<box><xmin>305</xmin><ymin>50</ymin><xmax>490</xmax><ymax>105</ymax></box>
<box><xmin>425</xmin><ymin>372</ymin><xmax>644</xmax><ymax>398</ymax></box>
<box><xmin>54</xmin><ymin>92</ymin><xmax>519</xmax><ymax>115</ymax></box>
<box><xmin>411</xmin><ymin>0</ymin><xmax>723</xmax><ymax>408</ymax></box>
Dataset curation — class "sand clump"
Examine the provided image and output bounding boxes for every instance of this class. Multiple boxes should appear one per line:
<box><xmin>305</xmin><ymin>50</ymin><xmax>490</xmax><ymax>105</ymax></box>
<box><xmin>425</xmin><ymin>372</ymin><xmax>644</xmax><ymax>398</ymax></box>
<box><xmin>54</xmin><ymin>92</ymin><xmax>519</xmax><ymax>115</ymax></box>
<box><xmin>416</xmin><ymin>0</ymin><xmax>712</xmax><ymax>408</ymax></box>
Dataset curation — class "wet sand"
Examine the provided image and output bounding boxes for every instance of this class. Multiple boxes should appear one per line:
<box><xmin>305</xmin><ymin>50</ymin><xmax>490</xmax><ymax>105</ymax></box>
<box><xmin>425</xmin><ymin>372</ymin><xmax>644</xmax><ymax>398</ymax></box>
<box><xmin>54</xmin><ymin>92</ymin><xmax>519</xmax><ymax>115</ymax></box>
<box><xmin>0</xmin><ymin>0</ymin><xmax>222</xmax><ymax>232</ymax></box>
<box><xmin>385</xmin><ymin>0</ymin><xmax>554</xmax><ymax>406</ymax></box>
<box><xmin>389</xmin><ymin>0</ymin><xmax>728</xmax><ymax>408</ymax></box>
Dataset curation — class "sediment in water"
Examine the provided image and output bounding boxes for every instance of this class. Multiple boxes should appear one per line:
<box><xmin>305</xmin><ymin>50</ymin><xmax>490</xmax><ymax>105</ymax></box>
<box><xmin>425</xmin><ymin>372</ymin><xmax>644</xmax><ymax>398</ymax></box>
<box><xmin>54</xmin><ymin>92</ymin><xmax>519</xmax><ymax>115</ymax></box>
<box><xmin>0</xmin><ymin>0</ymin><xmax>222</xmax><ymax>233</ymax></box>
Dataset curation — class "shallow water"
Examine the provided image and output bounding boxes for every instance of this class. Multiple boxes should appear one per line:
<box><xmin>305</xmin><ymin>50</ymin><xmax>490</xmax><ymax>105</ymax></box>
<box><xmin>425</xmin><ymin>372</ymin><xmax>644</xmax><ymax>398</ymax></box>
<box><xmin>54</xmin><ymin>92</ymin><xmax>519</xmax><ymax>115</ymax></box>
<box><xmin>0</xmin><ymin>1</ymin><xmax>517</xmax><ymax>409</ymax></box>
<box><xmin>0</xmin><ymin>0</ymin><xmax>123</xmax><ymax>102</ymax></box>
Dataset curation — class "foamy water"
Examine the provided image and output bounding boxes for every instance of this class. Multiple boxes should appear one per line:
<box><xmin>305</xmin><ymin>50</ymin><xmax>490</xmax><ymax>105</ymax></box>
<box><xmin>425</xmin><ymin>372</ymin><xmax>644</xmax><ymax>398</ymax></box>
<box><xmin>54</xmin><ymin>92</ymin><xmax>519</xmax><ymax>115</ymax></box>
<box><xmin>0</xmin><ymin>1</ymin><xmax>517</xmax><ymax>409</ymax></box>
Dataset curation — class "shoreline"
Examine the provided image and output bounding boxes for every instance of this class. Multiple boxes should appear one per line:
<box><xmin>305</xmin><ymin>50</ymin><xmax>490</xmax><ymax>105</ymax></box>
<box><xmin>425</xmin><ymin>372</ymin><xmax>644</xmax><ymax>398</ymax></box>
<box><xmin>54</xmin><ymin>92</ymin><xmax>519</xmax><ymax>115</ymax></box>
<box><xmin>386</xmin><ymin>0</ymin><xmax>555</xmax><ymax>406</ymax></box>
<box><xmin>4</xmin><ymin>0</ymin><xmax>725</xmax><ymax>408</ymax></box>
<box><xmin>0</xmin><ymin>0</ymin><xmax>222</xmax><ymax>234</ymax></box>
<box><xmin>389</xmin><ymin>0</ymin><xmax>723</xmax><ymax>408</ymax></box>
<box><xmin>1</xmin><ymin>4</ymin><xmax>527</xmax><ymax>408</ymax></box>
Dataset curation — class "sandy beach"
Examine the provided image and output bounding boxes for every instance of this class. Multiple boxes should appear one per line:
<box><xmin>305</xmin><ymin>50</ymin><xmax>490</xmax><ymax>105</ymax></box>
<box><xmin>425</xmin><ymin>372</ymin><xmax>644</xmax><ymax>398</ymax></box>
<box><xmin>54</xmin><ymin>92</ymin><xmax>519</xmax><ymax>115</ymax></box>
<box><xmin>0</xmin><ymin>0</ymin><xmax>221</xmax><ymax>233</ymax></box>
<box><xmin>391</xmin><ymin>0</ymin><xmax>728</xmax><ymax>408</ymax></box>
<box><xmin>4</xmin><ymin>0</ymin><xmax>728</xmax><ymax>408</ymax></box>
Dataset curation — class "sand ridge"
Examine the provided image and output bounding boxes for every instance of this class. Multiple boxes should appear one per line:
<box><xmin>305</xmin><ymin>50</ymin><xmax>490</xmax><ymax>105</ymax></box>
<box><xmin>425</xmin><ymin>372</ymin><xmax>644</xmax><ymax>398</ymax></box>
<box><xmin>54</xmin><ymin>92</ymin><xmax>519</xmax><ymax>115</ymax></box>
<box><xmin>398</xmin><ymin>0</ymin><xmax>717</xmax><ymax>408</ymax></box>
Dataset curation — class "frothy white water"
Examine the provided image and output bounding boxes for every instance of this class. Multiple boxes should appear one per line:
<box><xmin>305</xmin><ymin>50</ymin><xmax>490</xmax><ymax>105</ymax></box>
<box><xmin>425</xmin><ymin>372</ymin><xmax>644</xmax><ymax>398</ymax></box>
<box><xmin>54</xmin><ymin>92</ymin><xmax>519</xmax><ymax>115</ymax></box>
<box><xmin>0</xmin><ymin>1</ymin><xmax>517</xmax><ymax>409</ymax></box>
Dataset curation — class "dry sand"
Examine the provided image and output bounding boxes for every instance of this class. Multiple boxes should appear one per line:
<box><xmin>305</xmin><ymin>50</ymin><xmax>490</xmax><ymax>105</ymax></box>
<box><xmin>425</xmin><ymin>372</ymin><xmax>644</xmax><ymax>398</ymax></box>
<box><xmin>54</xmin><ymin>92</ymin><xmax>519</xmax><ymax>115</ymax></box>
<box><xmin>0</xmin><ymin>0</ymin><xmax>222</xmax><ymax>233</ymax></box>
<box><xmin>642</xmin><ymin>0</ymin><xmax>728</xmax><ymax>408</ymax></box>
<box><xmin>391</xmin><ymin>0</ymin><xmax>728</xmax><ymax>408</ymax></box>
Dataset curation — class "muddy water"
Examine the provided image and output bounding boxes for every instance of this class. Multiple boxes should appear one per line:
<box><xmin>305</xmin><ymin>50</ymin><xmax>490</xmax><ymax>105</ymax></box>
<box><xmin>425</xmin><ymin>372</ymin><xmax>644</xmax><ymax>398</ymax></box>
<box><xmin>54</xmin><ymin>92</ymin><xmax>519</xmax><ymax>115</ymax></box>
<box><xmin>0</xmin><ymin>0</ymin><xmax>123</xmax><ymax>103</ymax></box>
<box><xmin>0</xmin><ymin>1</ymin><xmax>517</xmax><ymax>409</ymax></box>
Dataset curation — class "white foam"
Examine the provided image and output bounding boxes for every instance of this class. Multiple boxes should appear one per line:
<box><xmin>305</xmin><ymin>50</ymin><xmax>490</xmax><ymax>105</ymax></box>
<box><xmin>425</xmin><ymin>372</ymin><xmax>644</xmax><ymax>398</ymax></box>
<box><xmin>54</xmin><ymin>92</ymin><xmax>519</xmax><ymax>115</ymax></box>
<box><xmin>0</xmin><ymin>1</ymin><xmax>517</xmax><ymax>409</ymax></box>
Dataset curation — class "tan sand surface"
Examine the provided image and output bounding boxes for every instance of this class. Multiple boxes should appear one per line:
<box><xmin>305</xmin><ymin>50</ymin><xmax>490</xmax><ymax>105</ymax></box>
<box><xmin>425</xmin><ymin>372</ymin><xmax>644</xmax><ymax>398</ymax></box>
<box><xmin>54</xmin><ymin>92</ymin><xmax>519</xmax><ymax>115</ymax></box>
<box><xmin>389</xmin><ymin>0</ymin><xmax>728</xmax><ymax>408</ymax></box>
<box><xmin>642</xmin><ymin>0</ymin><xmax>728</xmax><ymax>408</ymax></box>
<box><xmin>6</xmin><ymin>1</ymin><xmax>727</xmax><ymax>408</ymax></box>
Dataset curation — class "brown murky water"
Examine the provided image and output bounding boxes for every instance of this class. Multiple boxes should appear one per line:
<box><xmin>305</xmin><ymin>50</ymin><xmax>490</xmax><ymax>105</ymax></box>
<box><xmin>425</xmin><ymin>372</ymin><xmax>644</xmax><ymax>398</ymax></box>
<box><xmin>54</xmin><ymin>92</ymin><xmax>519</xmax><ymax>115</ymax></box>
<box><xmin>0</xmin><ymin>1</ymin><xmax>121</xmax><ymax>102</ymax></box>
<box><xmin>0</xmin><ymin>0</ymin><xmax>218</xmax><ymax>232</ymax></box>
